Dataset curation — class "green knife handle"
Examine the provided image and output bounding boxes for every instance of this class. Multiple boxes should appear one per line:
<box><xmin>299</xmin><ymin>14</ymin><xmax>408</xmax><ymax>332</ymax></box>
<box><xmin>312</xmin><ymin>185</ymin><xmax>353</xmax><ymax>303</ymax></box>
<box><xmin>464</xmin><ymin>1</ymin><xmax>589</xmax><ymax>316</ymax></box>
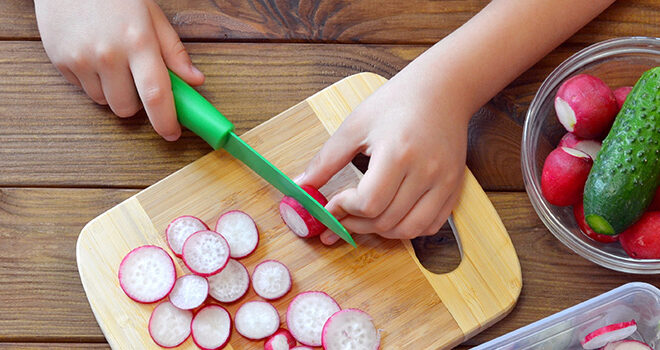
<box><xmin>169</xmin><ymin>70</ymin><xmax>234</xmax><ymax>149</ymax></box>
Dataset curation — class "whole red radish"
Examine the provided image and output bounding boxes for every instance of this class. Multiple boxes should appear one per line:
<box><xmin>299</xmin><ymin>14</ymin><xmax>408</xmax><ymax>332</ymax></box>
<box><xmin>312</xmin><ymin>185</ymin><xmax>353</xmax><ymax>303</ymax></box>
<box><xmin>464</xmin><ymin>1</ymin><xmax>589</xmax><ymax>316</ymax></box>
<box><xmin>613</xmin><ymin>86</ymin><xmax>633</xmax><ymax>110</ymax></box>
<box><xmin>573</xmin><ymin>201</ymin><xmax>618</xmax><ymax>243</ymax></box>
<box><xmin>554</xmin><ymin>74</ymin><xmax>618</xmax><ymax>139</ymax></box>
<box><xmin>280</xmin><ymin>186</ymin><xmax>329</xmax><ymax>238</ymax></box>
<box><xmin>558</xmin><ymin>133</ymin><xmax>602</xmax><ymax>160</ymax></box>
<box><xmin>541</xmin><ymin>147</ymin><xmax>593</xmax><ymax>206</ymax></box>
<box><xmin>619</xmin><ymin>212</ymin><xmax>660</xmax><ymax>259</ymax></box>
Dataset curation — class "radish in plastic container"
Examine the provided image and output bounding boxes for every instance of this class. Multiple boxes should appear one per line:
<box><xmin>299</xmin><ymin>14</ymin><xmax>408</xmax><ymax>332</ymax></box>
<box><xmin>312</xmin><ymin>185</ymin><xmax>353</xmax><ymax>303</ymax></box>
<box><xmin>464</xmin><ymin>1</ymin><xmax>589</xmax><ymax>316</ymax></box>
<box><xmin>207</xmin><ymin>259</ymin><xmax>250</xmax><ymax>303</ymax></box>
<box><xmin>322</xmin><ymin>309</ymin><xmax>380</xmax><ymax>350</ymax></box>
<box><xmin>165</xmin><ymin>215</ymin><xmax>209</xmax><ymax>257</ymax></box>
<box><xmin>118</xmin><ymin>245</ymin><xmax>176</xmax><ymax>303</ymax></box>
<box><xmin>603</xmin><ymin>340</ymin><xmax>653</xmax><ymax>350</ymax></box>
<box><xmin>191</xmin><ymin>304</ymin><xmax>232</xmax><ymax>350</ymax></box>
<box><xmin>148</xmin><ymin>301</ymin><xmax>193</xmax><ymax>348</ymax></box>
<box><xmin>264</xmin><ymin>328</ymin><xmax>296</xmax><ymax>350</ymax></box>
<box><xmin>214</xmin><ymin>210</ymin><xmax>259</xmax><ymax>259</ymax></box>
<box><xmin>581</xmin><ymin>320</ymin><xmax>638</xmax><ymax>349</ymax></box>
<box><xmin>252</xmin><ymin>260</ymin><xmax>292</xmax><ymax>300</ymax></box>
<box><xmin>235</xmin><ymin>301</ymin><xmax>280</xmax><ymax>340</ymax></box>
<box><xmin>286</xmin><ymin>291</ymin><xmax>341</xmax><ymax>347</ymax></box>
<box><xmin>182</xmin><ymin>230</ymin><xmax>230</xmax><ymax>277</ymax></box>
<box><xmin>280</xmin><ymin>186</ymin><xmax>328</xmax><ymax>238</ymax></box>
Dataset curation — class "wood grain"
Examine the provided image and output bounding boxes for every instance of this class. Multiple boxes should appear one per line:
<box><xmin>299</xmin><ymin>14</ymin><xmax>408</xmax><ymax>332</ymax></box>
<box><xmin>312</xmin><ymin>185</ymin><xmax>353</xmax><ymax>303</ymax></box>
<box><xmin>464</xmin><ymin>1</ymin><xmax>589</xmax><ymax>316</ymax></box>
<box><xmin>3</xmin><ymin>1</ymin><xmax>658</xmax><ymax>44</ymax></box>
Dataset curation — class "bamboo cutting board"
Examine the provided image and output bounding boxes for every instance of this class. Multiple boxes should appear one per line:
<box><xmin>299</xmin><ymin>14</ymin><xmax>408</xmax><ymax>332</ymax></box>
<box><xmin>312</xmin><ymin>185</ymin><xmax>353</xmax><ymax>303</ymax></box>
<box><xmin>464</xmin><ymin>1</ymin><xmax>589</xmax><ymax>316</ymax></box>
<box><xmin>77</xmin><ymin>73</ymin><xmax>522</xmax><ymax>349</ymax></box>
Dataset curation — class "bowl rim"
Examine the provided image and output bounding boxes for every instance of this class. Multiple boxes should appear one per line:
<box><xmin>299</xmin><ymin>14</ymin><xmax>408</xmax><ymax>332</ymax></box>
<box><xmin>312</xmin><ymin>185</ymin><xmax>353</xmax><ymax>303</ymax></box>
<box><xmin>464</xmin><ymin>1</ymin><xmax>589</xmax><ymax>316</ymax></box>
<box><xmin>522</xmin><ymin>36</ymin><xmax>660</xmax><ymax>274</ymax></box>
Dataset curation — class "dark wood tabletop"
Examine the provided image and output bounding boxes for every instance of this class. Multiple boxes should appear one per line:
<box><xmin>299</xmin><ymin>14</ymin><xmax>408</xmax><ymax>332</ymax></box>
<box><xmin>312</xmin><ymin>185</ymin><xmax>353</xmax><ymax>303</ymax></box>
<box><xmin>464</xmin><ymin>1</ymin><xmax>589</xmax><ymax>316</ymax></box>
<box><xmin>1</xmin><ymin>1</ymin><xmax>659</xmax><ymax>349</ymax></box>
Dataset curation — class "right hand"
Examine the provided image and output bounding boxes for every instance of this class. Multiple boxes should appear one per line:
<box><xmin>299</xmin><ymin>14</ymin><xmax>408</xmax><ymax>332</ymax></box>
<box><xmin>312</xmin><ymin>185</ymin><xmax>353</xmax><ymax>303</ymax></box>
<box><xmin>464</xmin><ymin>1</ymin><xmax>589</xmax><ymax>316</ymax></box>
<box><xmin>34</xmin><ymin>0</ymin><xmax>204</xmax><ymax>141</ymax></box>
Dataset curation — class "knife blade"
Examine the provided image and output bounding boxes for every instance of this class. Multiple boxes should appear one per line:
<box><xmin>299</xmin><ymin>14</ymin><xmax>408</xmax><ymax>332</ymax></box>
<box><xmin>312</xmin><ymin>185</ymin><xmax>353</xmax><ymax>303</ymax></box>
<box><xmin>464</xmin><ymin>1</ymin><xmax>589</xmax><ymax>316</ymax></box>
<box><xmin>168</xmin><ymin>71</ymin><xmax>356</xmax><ymax>247</ymax></box>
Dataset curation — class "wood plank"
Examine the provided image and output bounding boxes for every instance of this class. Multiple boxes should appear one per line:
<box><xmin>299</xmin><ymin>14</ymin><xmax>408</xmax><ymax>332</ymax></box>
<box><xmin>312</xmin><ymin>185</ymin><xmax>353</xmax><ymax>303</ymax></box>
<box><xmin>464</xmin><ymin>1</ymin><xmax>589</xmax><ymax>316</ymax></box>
<box><xmin>2</xmin><ymin>1</ymin><xmax>657</xmax><ymax>44</ymax></box>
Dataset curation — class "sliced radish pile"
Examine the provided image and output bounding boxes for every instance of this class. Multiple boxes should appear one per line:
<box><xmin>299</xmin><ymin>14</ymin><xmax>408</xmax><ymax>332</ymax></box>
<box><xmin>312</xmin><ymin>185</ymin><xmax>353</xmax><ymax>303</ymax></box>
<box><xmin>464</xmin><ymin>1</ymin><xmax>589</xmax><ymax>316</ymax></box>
<box><xmin>214</xmin><ymin>210</ymin><xmax>259</xmax><ymax>259</ymax></box>
<box><xmin>234</xmin><ymin>301</ymin><xmax>280</xmax><ymax>340</ymax></box>
<box><xmin>581</xmin><ymin>320</ymin><xmax>638</xmax><ymax>349</ymax></box>
<box><xmin>265</xmin><ymin>328</ymin><xmax>297</xmax><ymax>350</ymax></box>
<box><xmin>322</xmin><ymin>309</ymin><xmax>380</xmax><ymax>350</ymax></box>
<box><xmin>191</xmin><ymin>305</ymin><xmax>232</xmax><ymax>350</ymax></box>
<box><xmin>287</xmin><ymin>291</ymin><xmax>341</xmax><ymax>347</ymax></box>
<box><xmin>148</xmin><ymin>301</ymin><xmax>193</xmax><ymax>348</ymax></box>
<box><xmin>118</xmin><ymin>245</ymin><xmax>176</xmax><ymax>303</ymax></box>
<box><xmin>603</xmin><ymin>340</ymin><xmax>653</xmax><ymax>350</ymax></box>
<box><xmin>207</xmin><ymin>259</ymin><xmax>250</xmax><ymax>303</ymax></box>
<box><xmin>279</xmin><ymin>186</ymin><xmax>328</xmax><ymax>238</ymax></box>
<box><xmin>166</xmin><ymin>215</ymin><xmax>208</xmax><ymax>257</ymax></box>
<box><xmin>169</xmin><ymin>274</ymin><xmax>209</xmax><ymax>310</ymax></box>
<box><xmin>252</xmin><ymin>260</ymin><xmax>292</xmax><ymax>300</ymax></box>
<box><xmin>182</xmin><ymin>230</ymin><xmax>230</xmax><ymax>277</ymax></box>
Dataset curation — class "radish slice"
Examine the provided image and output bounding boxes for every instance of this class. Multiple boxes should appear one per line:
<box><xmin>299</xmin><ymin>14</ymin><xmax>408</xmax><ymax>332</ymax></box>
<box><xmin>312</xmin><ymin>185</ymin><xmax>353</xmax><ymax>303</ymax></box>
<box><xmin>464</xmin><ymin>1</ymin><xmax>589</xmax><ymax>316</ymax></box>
<box><xmin>291</xmin><ymin>347</ymin><xmax>314</xmax><ymax>350</ymax></box>
<box><xmin>118</xmin><ymin>245</ymin><xmax>176</xmax><ymax>303</ymax></box>
<box><xmin>322</xmin><ymin>309</ymin><xmax>380</xmax><ymax>350</ymax></box>
<box><xmin>148</xmin><ymin>301</ymin><xmax>193</xmax><ymax>348</ymax></box>
<box><xmin>214</xmin><ymin>210</ymin><xmax>259</xmax><ymax>259</ymax></box>
<box><xmin>191</xmin><ymin>305</ymin><xmax>232</xmax><ymax>350</ymax></box>
<box><xmin>235</xmin><ymin>301</ymin><xmax>280</xmax><ymax>340</ymax></box>
<box><xmin>168</xmin><ymin>274</ymin><xmax>209</xmax><ymax>310</ymax></box>
<box><xmin>603</xmin><ymin>340</ymin><xmax>653</xmax><ymax>350</ymax></box>
<box><xmin>287</xmin><ymin>291</ymin><xmax>341</xmax><ymax>347</ymax></box>
<box><xmin>252</xmin><ymin>260</ymin><xmax>292</xmax><ymax>300</ymax></box>
<box><xmin>182</xmin><ymin>230</ymin><xmax>230</xmax><ymax>277</ymax></box>
<box><xmin>279</xmin><ymin>186</ymin><xmax>328</xmax><ymax>238</ymax></box>
<box><xmin>264</xmin><ymin>328</ymin><xmax>297</xmax><ymax>350</ymax></box>
<box><xmin>581</xmin><ymin>320</ymin><xmax>638</xmax><ymax>349</ymax></box>
<box><xmin>208</xmin><ymin>259</ymin><xmax>250</xmax><ymax>303</ymax></box>
<box><xmin>166</xmin><ymin>216</ymin><xmax>208</xmax><ymax>257</ymax></box>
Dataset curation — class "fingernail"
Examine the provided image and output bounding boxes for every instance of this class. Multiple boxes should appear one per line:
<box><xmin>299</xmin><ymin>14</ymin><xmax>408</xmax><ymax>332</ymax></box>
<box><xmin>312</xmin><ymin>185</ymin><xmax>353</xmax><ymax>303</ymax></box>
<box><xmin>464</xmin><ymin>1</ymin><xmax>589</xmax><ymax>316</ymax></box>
<box><xmin>293</xmin><ymin>173</ymin><xmax>305</xmax><ymax>184</ymax></box>
<box><xmin>191</xmin><ymin>64</ymin><xmax>202</xmax><ymax>76</ymax></box>
<box><xmin>164</xmin><ymin>132</ymin><xmax>180</xmax><ymax>141</ymax></box>
<box><xmin>325</xmin><ymin>234</ymin><xmax>340</xmax><ymax>245</ymax></box>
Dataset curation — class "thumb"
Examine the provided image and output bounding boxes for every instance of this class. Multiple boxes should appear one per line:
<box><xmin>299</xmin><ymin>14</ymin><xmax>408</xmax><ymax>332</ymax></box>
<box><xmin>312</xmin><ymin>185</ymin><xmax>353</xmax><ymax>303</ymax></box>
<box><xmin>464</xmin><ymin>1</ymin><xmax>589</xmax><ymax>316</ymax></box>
<box><xmin>148</xmin><ymin>1</ymin><xmax>205</xmax><ymax>86</ymax></box>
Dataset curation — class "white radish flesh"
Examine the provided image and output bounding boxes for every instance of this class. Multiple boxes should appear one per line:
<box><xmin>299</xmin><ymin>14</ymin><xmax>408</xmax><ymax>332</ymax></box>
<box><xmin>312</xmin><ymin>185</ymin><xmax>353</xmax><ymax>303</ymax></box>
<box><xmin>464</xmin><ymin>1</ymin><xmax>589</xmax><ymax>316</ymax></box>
<box><xmin>235</xmin><ymin>301</ymin><xmax>280</xmax><ymax>340</ymax></box>
<box><xmin>182</xmin><ymin>230</ymin><xmax>230</xmax><ymax>277</ymax></box>
<box><xmin>168</xmin><ymin>274</ymin><xmax>209</xmax><ymax>310</ymax></box>
<box><xmin>118</xmin><ymin>245</ymin><xmax>176</xmax><ymax>303</ymax></box>
<box><xmin>148</xmin><ymin>301</ymin><xmax>193</xmax><ymax>348</ymax></box>
<box><xmin>291</xmin><ymin>347</ymin><xmax>314</xmax><ymax>350</ymax></box>
<box><xmin>603</xmin><ymin>340</ymin><xmax>653</xmax><ymax>350</ymax></box>
<box><xmin>191</xmin><ymin>305</ymin><xmax>232</xmax><ymax>350</ymax></box>
<box><xmin>287</xmin><ymin>291</ymin><xmax>341</xmax><ymax>347</ymax></box>
<box><xmin>581</xmin><ymin>320</ymin><xmax>638</xmax><ymax>349</ymax></box>
<box><xmin>214</xmin><ymin>210</ymin><xmax>259</xmax><ymax>259</ymax></box>
<box><xmin>165</xmin><ymin>216</ymin><xmax>208</xmax><ymax>257</ymax></box>
<box><xmin>322</xmin><ymin>309</ymin><xmax>380</xmax><ymax>350</ymax></box>
<box><xmin>279</xmin><ymin>186</ymin><xmax>328</xmax><ymax>238</ymax></box>
<box><xmin>264</xmin><ymin>328</ymin><xmax>297</xmax><ymax>350</ymax></box>
<box><xmin>208</xmin><ymin>259</ymin><xmax>250</xmax><ymax>303</ymax></box>
<box><xmin>252</xmin><ymin>260</ymin><xmax>292</xmax><ymax>300</ymax></box>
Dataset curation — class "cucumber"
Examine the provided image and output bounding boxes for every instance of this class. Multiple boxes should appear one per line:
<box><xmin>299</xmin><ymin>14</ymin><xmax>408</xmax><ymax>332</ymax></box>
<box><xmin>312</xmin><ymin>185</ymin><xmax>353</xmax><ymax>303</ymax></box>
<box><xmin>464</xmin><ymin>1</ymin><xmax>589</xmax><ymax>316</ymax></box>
<box><xmin>584</xmin><ymin>67</ymin><xmax>660</xmax><ymax>235</ymax></box>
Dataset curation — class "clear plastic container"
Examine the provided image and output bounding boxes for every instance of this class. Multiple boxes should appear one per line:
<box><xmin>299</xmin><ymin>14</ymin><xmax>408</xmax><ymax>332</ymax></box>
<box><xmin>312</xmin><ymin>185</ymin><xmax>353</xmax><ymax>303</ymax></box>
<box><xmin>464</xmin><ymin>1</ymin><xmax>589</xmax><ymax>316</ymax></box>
<box><xmin>473</xmin><ymin>282</ymin><xmax>660</xmax><ymax>350</ymax></box>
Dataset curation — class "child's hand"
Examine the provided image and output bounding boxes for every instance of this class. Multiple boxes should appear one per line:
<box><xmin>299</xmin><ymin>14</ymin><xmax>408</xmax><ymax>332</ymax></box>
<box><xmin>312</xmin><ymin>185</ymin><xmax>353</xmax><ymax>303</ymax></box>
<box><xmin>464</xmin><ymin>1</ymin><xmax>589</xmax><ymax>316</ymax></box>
<box><xmin>297</xmin><ymin>61</ymin><xmax>472</xmax><ymax>244</ymax></box>
<box><xmin>34</xmin><ymin>0</ymin><xmax>204</xmax><ymax>141</ymax></box>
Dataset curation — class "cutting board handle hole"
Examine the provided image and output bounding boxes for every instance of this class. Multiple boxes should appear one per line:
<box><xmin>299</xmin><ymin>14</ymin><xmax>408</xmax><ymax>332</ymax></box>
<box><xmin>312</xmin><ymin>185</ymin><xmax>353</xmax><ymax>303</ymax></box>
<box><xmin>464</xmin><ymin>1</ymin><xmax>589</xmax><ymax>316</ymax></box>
<box><xmin>411</xmin><ymin>215</ymin><xmax>462</xmax><ymax>274</ymax></box>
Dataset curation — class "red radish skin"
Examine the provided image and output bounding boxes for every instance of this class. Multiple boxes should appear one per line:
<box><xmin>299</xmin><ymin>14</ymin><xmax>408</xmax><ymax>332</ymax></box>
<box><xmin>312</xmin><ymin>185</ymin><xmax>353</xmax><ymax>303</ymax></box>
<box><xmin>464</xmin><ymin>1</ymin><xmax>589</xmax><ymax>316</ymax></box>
<box><xmin>558</xmin><ymin>133</ymin><xmax>602</xmax><ymax>160</ymax></box>
<box><xmin>613</xmin><ymin>86</ymin><xmax>633</xmax><ymax>109</ymax></box>
<box><xmin>168</xmin><ymin>274</ymin><xmax>209</xmax><ymax>310</ymax></box>
<box><xmin>554</xmin><ymin>74</ymin><xmax>618</xmax><ymax>139</ymax></box>
<box><xmin>603</xmin><ymin>340</ymin><xmax>653</xmax><ymax>350</ymax></box>
<box><xmin>182</xmin><ymin>230</ymin><xmax>230</xmax><ymax>277</ymax></box>
<box><xmin>287</xmin><ymin>291</ymin><xmax>341</xmax><ymax>347</ymax></box>
<box><xmin>235</xmin><ymin>301</ymin><xmax>280</xmax><ymax>340</ymax></box>
<box><xmin>118</xmin><ymin>245</ymin><xmax>176</xmax><ymax>304</ymax></box>
<box><xmin>214</xmin><ymin>210</ymin><xmax>259</xmax><ymax>259</ymax></box>
<box><xmin>620</xmin><ymin>212</ymin><xmax>660</xmax><ymax>259</ymax></box>
<box><xmin>191</xmin><ymin>305</ymin><xmax>232</xmax><ymax>350</ymax></box>
<box><xmin>252</xmin><ymin>260</ymin><xmax>292</xmax><ymax>301</ymax></box>
<box><xmin>279</xmin><ymin>186</ymin><xmax>328</xmax><ymax>238</ymax></box>
<box><xmin>208</xmin><ymin>259</ymin><xmax>250</xmax><ymax>303</ymax></box>
<box><xmin>322</xmin><ymin>309</ymin><xmax>380</xmax><ymax>350</ymax></box>
<box><xmin>264</xmin><ymin>328</ymin><xmax>297</xmax><ymax>350</ymax></box>
<box><xmin>165</xmin><ymin>216</ymin><xmax>209</xmax><ymax>257</ymax></box>
<box><xmin>581</xmin><ymin>320</ymin><xmax>638</xmax><ymax>349</ymax></box>
<box><xmin>148</xmin><ymin>301</ymin><xmax>193</xmax><ymax>348</ymax></box>
<box><xmin>573</xmin><ymin>201</ymin><xmax>619</xmax><ymax>243</ymax></box>
<box><xmin>541</xmin><ymin>147</ymin><xmax>593</xmax><ymax>206</ymax></box>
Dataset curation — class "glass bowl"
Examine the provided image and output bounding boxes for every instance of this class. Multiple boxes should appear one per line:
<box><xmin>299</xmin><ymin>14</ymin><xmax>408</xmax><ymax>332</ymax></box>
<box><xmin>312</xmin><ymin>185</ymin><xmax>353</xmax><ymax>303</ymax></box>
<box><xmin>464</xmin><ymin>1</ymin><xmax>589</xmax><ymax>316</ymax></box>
<box><xmin>522</xmin><ymin>37</ymin><xmax>660</xmax><ymax>274</ymax></box>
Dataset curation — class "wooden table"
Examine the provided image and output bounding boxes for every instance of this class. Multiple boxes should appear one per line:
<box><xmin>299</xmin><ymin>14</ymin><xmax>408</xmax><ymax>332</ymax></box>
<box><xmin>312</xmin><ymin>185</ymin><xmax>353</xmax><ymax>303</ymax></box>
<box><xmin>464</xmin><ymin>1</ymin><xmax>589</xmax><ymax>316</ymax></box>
<box><xmin>1</xmin><ymin>1</ymin><xmax>659</xmax><ymax>349</ymax></box>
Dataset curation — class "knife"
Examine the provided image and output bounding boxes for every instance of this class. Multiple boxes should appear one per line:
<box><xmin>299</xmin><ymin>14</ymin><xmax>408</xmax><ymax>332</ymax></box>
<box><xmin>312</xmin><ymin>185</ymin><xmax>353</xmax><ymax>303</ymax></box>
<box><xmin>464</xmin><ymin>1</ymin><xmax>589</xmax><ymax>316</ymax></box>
<box><xmin>168</xmin><ymin>71</ymin><xmax>356</xmax><ymax>247</ymax></box>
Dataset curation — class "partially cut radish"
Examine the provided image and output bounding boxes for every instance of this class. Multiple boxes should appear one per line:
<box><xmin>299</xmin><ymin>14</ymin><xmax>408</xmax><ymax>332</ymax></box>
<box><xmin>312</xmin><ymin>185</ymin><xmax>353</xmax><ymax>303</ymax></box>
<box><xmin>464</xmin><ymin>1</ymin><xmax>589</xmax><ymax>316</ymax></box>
<box><xmin>541</xmin><ymin>147</ymin><xmax>593</xmax><ymax>206</ymax></box>
<box><xmin>287</xmin><ymin>291</ymin><xmax>341</xmax><ymax>347</ymax></box>
<box><xmin>581</xmin><ymin>320</ymin><xmax>637</xmax><ymax>349</ymax></box>
<box><xmin>118</xmin><ymin>245</ymin><xmax>176</xmax><ymax>303</ymax></box>
<box><xmin>252</xmin><ymin>260</ymin><xmax>292</xmax><ymax>300</ymax></box>
<box><xmin>208</xmin><ymin>259</ymin><xmax>250</xmax><ymax>303</ymax></box>
<box><xmin>573</xmin><ymin>200</ymin><xmax>619</xmax><ymax>243</ymax></box>
<box><xmin>235</xmin><ymin>301</ymin><xmax>280</xmax><ymax>340</ymax></box>
<box><xmin>280</xmin><ymin>186</ymin><xmax>328</xmax><ymax>238</ymax></box>
<box><xmin>558</xmin><ymin>133</ymin><xmax>602</xmax><ymax>160</ymax></box>
<box><xmin>148</xmin><ymin>301</ymin><xmax>193</xmax><ymax>348</ymax></box>
<box><xmin>169</xmin><ymin>274</ymin><xmax>209</xmax><ymax>310</ymax></box>
<box><xmin>191</xmin><ymin>305</ymin><xmax>232</xmax><ymax>350</ymax></box>
<box><xmin>264</xmin><ymin>328</ymin><xmax>296</xmax><ymax>350</ymax></box>
<box><xmin>322</xmin><ymin>309</ymin><xmax>380</xmax><ymax>350</ymax></box>
<box><xmin>554</xmin><ymin>74</ymin><xmax>618</xmax><ymax>139</ymax></box>
<box><xmin>182</xmin><ymin>230</ymin><xmax>230</xmax><ymax>277</ymax></box>
<box><xmin>603</xmin><ymin>340</ymin><xmax>653</xmax><ymax>350</ymax></box>
<box><xmin>214</xmin><ymin>210</ymin><xmax>259</xmax><ymax>259</ymax></box>
<box><xmin>166</xmin><ymin>216</ymin><xmax>209</xmax><ymax>257</ymax></box>
<box><xmin>613</xmin><ymin>86</ymin><xmax>633</xmax><ymax>109</ymax></box>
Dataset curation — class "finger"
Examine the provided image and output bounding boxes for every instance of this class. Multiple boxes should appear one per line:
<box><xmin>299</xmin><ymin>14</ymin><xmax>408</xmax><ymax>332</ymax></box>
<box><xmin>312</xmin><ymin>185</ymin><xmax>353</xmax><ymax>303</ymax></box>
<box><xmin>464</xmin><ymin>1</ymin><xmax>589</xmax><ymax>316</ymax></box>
<box><xmin>99</xmin><ymin>65</ymin><xmax>142</xmax><ymax>118</ymax></box>
<box><xmin>320</xmin><ymin>231</ymin><xmax>340</xmax><ymax>245</ymax></box>
<box><xmin>55</xmin><ymin>64</ymin><xmax>82</xmax><ymax>88</ymax></box>
<box><xmin>379</xmin><ymin>186</ymin><xmax>447</xmax><ymax>240</ymax></box>
<box><xmin>77</xmin><ymin>71</ymin><xmax>107</xmax><ymax>105</ymax></box>
<box><xmin>147</xmin><ymin>0</ymin><xmax>204</xmax><ymax>86</ymax></box>
<box><xmin>422</xmin><ymin>189</ymin><xmax>460</xmax><ymax>237</ymax></box>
